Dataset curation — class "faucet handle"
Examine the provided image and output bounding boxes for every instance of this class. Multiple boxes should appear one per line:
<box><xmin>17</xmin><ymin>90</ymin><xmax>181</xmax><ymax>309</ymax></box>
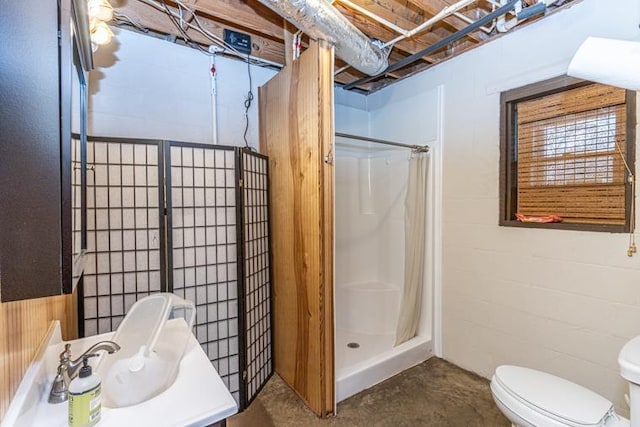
<box><xmin>59</xmin><ymin>343</ymin><xmax>72</xmax><ymax>362</ymax></box>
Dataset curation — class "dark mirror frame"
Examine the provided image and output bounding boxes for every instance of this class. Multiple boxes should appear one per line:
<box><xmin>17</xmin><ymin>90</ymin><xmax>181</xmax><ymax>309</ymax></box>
<box><xmin>62</xmin><ymin>0</ymin><xmax>93</xmax><ymax>294</ymax></box>
<box><xmin>69</xmin><ymin>41</ymin><xmax>89</xmax><ymax>291</ymax></box>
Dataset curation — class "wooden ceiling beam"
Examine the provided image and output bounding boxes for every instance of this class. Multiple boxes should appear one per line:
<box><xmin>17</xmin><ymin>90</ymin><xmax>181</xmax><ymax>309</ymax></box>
<box><xmin>117</xmin><ymin>2</ymin><xmax>375</xmax><ymax>91</ymax></box>
<box><xmin>176</xmin><ymin>0</ymin><xmax>285</xmax><ymax>41</ymax></box>
<box><xmin>338</xmin><ymin>0</ymin><xmax>483</xmax><ymax>44</ymax></box>
<box><xmin>404</xmin><ymin>0</ymin><xmax>486</xmax><ymax>43</ymax></box>
<box><xmin>116</xmin><ymin>0</ymin><xmax>286</xmax><ymax>64</ymax></box>
<box><xmin>336</xmin><ymin>0</ymin><xmax>438</xmax><ymax>36</ymax></box>
<box><xmin>180</xmin><ymin>0</ymin><xmax>452</xmax><ymax>59</ymax></box>
<box><xmin>335</xmin><ymin>72</ymin><xmax>373</xmax><ymax>91</ymax></box>
<box><xmin>334</xmin><ymin>58</ymin><xmax>376</xmax><ymax>91</ymax></box>
<box><xmin>335</xmin><ymin>6</ymin><xmax>446</xmax><ymax>57</ymax></box>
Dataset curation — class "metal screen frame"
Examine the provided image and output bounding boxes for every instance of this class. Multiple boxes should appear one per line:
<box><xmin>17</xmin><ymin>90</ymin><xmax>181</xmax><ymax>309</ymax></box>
<box><xmin>79</xmin><ymin>136</ymin><xmax>166</xmax><ymax>337</ymax></box>
<box><xmin>238</xmin><ymin>148</ymin><xmax>274</xmax><ymax>407</ymax></box>
<box><xmin>77</xmin><ymin>137</ymin><xmax>273</xmax><ymax>411</ymax></box>
<box><xmin>164</xmin><ymin>141</ymin><xmax>246</xmax><ymax>404</ymax></box>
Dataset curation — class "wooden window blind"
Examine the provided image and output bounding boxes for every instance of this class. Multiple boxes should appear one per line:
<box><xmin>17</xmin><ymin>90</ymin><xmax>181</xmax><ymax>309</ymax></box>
<box><xmin>516</xmin><ymin>84</ymin><xmax>628</xmax><ymax>225</ymax></box>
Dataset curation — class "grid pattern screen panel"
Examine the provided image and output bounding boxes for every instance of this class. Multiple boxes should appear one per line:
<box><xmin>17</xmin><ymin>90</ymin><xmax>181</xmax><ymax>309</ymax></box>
<box><xmin>169</xmin><ymin>144</ymin><xmax>241</xmax><ymax>403</ymax></box>
<box><xmin>83</xmin><ymin>139</ymin><xmax>163</xmax><ymax>336</ymax></box>
<box><xmin>242</xmin><ymin>150</ymin><xmax>272</xmax><ymax>403</ymax></box>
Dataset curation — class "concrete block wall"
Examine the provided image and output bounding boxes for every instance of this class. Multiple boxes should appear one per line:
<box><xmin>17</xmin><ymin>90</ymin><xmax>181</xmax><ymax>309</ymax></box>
<box><xmin>89</xmin><ymin>28</ymin><xmax>277</xmax><ymax>148</ymax></box>
<box><xmin>367</xmin><ymin>0</ymin><xmax>640</xmax><ymax>414</ymax></box>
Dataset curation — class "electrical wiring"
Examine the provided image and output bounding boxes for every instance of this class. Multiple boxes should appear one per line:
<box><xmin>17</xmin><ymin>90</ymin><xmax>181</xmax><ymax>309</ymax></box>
<box><xmin>175</xmin><ymin>1</ymin><xmax>238</xmax><ymax>52</ymax></box>
<box><xmin>113</xmin><ymin>11</ymin><xmax>149</xmax><ymax>33</ymax></box>
<box><xmin>613</xmin><ymin>139</ymin><xmax>637</xmax><ymax>257</ymax></box>
<box><xmin>126</xmin><ymin>0</ymin><xmax>274</xmax><ymax>150</ymax></box>
<box><xmin>293</xmin><ymin>30</ymin><xmax>302</xmax><ymax>60</ymax></box>
<box><xmin>135</xmin><ymin>0</ymin><xmax>280</xmax><ymax>68</ymax></box>
<box><xmin>158</xmin><ymin>0</ymin><xmax>216</xmax><ymax>56</ymax></box>
<box><xmin>143</xmin><ymin>0</ymin><xmax>230</xmax><ymax>52</ymax></box>
<box><xmin>243</xmin><ymin>53</ymin><xmax>254</xmax><ymax>149</ymax></box>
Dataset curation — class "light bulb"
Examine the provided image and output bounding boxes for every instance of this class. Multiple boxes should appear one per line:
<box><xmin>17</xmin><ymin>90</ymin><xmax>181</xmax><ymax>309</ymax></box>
<box><xmin>88</xmin><ymin>0</ymin><xmax>113</xmax><ymax>22</ymax></box>
<box><xmin>91</xmin><ymin>21</ymin><xmax>113</xmax><ymax>46</ymax></box>
<box><xmin>89</xmin><ymin>16</ymin><xmax>99</xmax><ymax>32</ymax></box>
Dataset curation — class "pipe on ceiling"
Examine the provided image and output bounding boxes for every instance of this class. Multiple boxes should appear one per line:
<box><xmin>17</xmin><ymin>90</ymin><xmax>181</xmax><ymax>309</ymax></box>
<box><xmin>343</xmin><ymin>0</ymin><xmax>520</xmax><ymax>90</ymax></box>
<box><xmin>255</xmin><ymin>0</ymin><xmax>389</xmax><ymax>76</ymax></box>
<box><xmin>497</xmin><ymin>0</ymin><xmax>562</xmax><ymax>33</ymax></box>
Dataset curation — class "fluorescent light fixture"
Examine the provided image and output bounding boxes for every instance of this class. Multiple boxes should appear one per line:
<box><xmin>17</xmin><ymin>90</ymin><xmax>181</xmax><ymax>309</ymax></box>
<box><xmin>568</xmin><ymin>36</ymin><xmax>640</xmax><ymax>91</ymax></box>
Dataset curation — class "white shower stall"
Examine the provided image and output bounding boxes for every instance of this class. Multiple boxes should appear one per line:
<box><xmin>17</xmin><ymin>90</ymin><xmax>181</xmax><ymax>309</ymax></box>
<box><xmin>331</xmin><ymin>85</ymin><xmax>442</xmax><ymax>403</ymax></box>
<box><xmin>334</xmin><ymin>135</ymin><xmax>435</xmax><ymax>402</ymax></box>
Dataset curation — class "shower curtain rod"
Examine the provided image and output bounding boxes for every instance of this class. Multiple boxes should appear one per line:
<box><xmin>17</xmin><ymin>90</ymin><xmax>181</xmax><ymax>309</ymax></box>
<box><xmin>335</xmin><ymin>132</ymin><xmax>429</xmax><ymax>152</ymax></box>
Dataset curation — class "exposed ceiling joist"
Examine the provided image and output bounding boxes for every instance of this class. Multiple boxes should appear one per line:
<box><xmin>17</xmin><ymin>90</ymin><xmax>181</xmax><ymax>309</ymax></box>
<box><xmin>118</xmin><ymin>0</ymin><xmax>285</xmax><ymax>63</ymax></box>
<box><xmin>404</xmin><ymin>0</ymin><xmax>487</xmax><ymax>42</ymax></box>
<box><xmin>113</xmin><ymin>0</ymin><xmax>579</xmax><ymax>94</ymax></box>
<box><xmin>177</xmin><ymin>0</ymin><xmax>285</xmax><ymax>41</ymax></box>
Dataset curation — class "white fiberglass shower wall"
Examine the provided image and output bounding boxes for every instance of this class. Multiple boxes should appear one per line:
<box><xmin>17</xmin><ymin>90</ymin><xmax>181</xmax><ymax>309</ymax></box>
<box><xmin>333</xmin><ymin>86</ymin><xmax>442</xmax><ymax>402</ymax></box>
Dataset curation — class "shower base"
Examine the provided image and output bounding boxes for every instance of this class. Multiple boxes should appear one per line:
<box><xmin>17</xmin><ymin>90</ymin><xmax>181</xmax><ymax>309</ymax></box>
<box><xmin>336</xmin><ymin>329</ymin><xmax>396</xmax><ymax>373</ymax></box>
<box><xmin>334</xmin><ymin>281</ymin><xmax>433</xmax><ymax>402</ymax></box>
<box><xmin>335</xmin><ymin>328</ymin><xmax>433</xmax><ymax>403</ymax></box>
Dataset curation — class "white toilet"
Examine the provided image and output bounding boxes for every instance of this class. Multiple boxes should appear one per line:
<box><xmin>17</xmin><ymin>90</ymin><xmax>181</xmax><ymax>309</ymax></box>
<box><xmin>491</xmin><ymin>334</ymin><xmax>640</xmax><ymax>427</ymax></box>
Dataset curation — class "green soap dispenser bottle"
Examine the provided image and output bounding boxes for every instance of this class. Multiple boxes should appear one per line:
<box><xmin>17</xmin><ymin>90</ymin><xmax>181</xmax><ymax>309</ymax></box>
<box><xmin>68</xmin><ymin>355</ymin><xmax>102</xmax><ymax>427</ymax></box>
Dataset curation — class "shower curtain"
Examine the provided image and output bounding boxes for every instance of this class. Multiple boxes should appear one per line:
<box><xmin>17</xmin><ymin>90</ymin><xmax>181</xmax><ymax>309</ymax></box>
<box><xmin>395</xmin><ymin>151</ymin><xmax>428</xmax><ymax>346</ymax></box>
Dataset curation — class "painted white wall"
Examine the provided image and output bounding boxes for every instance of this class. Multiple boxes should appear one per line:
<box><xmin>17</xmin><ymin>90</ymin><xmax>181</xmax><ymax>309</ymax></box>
<box><xmin>215</xmin><ymin>54</ymin><xmax>278</xmax><ymax>147</ymax></box>
<box><xmin>367</xmin><ymin>0</ymin><xmax>640</xmax><ymax>414</ymax></box>
<box><xmin>89</xmin><ymin>28</ymin><xmax>277</xmax><ymax>148</ymax></box>
<box><xmin>335</xmin><ymin>87</ymin><xmax>368</xmax><ymax>135</ymax></box>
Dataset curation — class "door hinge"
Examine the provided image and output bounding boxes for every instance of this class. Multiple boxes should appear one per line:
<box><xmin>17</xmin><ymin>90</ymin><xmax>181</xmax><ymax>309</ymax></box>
<box><xmin>324</xmin><ymin>144</ymin><xmax>334</xmax><ymax>165</ymax></box>
<box><xmin>243</xmin><ymin>370</ymin><xmax>247</xmax><ymax>380</ymax></box>
<box><xmin>239</xmin><ymin>179</ymin><xmax>244</xmax><ymax>188</ymax></box>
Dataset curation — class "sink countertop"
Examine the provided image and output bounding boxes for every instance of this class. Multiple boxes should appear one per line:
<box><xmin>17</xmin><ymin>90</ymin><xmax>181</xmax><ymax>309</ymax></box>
<box><xmin>3</xmin><ymin>321</ymin><xmax>238</xmax><ymax>427</ymax></box>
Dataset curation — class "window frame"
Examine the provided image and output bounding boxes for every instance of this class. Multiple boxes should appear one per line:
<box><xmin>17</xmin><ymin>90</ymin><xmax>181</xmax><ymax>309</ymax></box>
<box><xmin>499</xmin><ymin>75</ymin><xmax>636</xmax><ymax>233</ymax></box>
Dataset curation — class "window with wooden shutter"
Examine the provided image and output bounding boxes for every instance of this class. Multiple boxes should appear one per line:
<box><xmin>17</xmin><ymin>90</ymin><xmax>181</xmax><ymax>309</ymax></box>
<box><xmin>500</xmin><ymin>76</ymin><xmax>636</xmax><ymax>232</ymax></box>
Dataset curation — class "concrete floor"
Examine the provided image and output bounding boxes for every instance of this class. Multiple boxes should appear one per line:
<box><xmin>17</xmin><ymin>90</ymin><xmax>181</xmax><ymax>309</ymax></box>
<box><xmin>229</xmin><ymin>358</ymin><xmax>510</xmax><ymax>426</ymax></box>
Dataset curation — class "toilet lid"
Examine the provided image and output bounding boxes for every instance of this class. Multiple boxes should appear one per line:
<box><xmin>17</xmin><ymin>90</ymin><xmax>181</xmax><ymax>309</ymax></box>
<box><xmin>494</xmin><ymin>366</ymin><xmax>613</xmax><ymax>426</ymax></box>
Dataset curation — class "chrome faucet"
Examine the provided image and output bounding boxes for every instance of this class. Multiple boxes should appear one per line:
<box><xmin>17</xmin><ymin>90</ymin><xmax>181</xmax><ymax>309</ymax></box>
<box><xmin>48</xmin><ymin>340</ymin><xmax>120</xmax><ymax>404</ymax></box>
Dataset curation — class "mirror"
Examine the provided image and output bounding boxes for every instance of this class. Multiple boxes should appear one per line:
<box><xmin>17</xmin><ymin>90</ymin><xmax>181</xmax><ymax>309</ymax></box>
<box><xmin>71</xmin><ymin>37</ymin><xmax>88</xmax><ymax>289</ymax></box>
<box><xmin>69</xmin><ymin>0</ymin><xmax>93</xmax><ymax>291</ymax></box>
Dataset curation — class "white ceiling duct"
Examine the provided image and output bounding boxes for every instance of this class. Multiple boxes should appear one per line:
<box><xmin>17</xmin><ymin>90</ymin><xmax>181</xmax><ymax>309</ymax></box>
<box><xmin>256</xmin><ymin>0</ymin><xmax>389</xmax><ymax>76</ymax></box>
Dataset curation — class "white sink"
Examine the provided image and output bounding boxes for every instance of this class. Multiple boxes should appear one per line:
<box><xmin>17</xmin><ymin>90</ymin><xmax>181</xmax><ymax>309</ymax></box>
<box><xmin>2</xmin><ymin>321</ymin><xmax>238</xmax><ymax>427</ymax></box>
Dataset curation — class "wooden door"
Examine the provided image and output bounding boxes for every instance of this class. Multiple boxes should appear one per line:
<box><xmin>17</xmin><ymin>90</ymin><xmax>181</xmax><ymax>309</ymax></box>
<box><xmin>258</xmin><ymin>41</ymin><xmax>335</xmax><ymax>417</ymax></box>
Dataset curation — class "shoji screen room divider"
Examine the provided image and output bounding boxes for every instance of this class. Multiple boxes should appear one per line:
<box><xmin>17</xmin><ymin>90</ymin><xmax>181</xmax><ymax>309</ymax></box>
<box><xmin>78</xmin><ymin>137</ymin><xmax>272</xmax><ymax>408</ymax></box>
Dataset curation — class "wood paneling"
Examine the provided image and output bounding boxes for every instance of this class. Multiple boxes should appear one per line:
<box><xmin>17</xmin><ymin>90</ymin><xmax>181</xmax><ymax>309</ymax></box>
<box><xmin>259</xmin><ymin>41</ymin><xmax>334</xmax><ymax>417</ymax></box>
<box><xmin>317</xmin><ymin>39</ymin><xmax>335</xmax><ymax>414</ymax></box>
<box><xmin>0</xmin><ymin>292</ymin><xmax>77</xmax><ymax>421</ymax></box>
